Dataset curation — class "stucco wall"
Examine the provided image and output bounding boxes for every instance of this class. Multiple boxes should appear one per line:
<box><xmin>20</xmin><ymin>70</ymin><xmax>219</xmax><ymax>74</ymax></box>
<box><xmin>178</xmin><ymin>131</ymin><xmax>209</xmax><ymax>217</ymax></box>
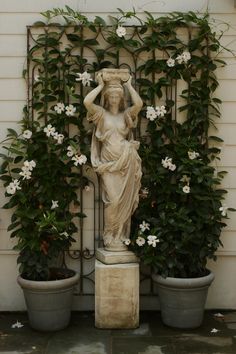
<box><xmin>0</xmin><ymin>0</ymin><xmax>236</xmax><ymax>310</ymax></box>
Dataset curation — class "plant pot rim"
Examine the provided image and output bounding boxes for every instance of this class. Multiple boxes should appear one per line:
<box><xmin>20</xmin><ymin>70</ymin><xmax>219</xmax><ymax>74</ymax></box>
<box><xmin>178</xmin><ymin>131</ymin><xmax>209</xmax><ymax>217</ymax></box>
<box><xmin>152</xmin><ymin>270</ymin><xmax>214</xmax><ymax>289</ymax></box>
<box><xmin>17</xmin><ymin>268</ymin><xmax>79</xmax><ymax>291</ymax></box>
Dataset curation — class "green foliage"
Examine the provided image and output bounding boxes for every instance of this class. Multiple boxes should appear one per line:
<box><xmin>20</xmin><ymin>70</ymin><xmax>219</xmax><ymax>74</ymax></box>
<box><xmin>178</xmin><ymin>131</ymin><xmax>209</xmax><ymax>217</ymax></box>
<box><xmin>0</xmin><ymin>7</ymin><xmax>232</xmax><ymax>280</ymax></box>
<box><xmin>0</xmin><ymin>118</ymin><xmax>87</xmax><ymax>280</ymax></box>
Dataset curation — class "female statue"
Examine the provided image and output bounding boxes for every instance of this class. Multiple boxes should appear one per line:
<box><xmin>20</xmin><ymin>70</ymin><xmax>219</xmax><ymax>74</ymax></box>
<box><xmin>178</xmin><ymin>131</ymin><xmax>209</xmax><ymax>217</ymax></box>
<box><xmin>84</xmin><ymin>69</ymin><xmax>142</xmax><ymax>251</ymax></box>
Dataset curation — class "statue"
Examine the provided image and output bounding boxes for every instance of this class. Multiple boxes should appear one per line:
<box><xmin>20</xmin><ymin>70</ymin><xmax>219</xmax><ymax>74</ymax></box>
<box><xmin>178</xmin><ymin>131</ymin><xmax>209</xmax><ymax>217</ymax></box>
<box><xmin>84</xmin><ymin>68</ymin><xmax>142</xmax><ymax>251</ymax></box>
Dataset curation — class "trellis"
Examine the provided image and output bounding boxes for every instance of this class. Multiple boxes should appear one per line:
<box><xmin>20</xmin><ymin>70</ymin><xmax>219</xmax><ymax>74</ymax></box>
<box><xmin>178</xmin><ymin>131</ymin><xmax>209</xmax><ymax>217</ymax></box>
<box><xmin>25</xmin><ymin>11</ymin><xmax>224</xmax><ymax>303</ymax></box>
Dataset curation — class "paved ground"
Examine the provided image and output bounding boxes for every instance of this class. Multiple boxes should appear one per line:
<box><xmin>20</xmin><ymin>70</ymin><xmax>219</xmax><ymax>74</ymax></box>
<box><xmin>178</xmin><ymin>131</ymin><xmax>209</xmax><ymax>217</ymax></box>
<box><xmin>0</xmin><ymin>311</ymin><xmax>236</xmax><ymax>353</ymax></box>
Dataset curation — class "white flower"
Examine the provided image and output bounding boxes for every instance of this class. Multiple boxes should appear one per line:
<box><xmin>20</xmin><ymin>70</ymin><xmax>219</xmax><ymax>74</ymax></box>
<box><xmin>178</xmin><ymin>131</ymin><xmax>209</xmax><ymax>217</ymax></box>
<box><xmin>54</xmin><ymin>102</ymin><xmax>65</xmax><ymax>114</ymax></box>
<box><xmin>182</xmin><ymin>51</ymin><xmax>191</xmax><ymax>63</ymax></box>
<box><xmin>53</xmin><ymin>133</ymin><xmax>64</xmax><ymax>145</ymax></box>
<box><xmin>161</xmin><ymin>157</ymin><xmax>176</xmax><ymax>171</ymax></box>
<box><xmin>6</xmin><ymin>185</ymin><xmax>16</xmax><ymax>194</ymax></box>
<box><xmin>67</xmin><ymin>146</ymin><xmax>76</xmax><ymax>157</ymax></box>
<box><xmin>19</xmin><ymin>169</ymin><xmax>32</xmax><ymax>180</ymax></box>
<box><xmin>183</xmin><ymin>185</ymin><xmax>190</xmax><ymax>194</ymax></box>
<box><xmin>29</xmin><ymin>160</ymin><xmax>36</xmax><ymax>169</ymax></box>
<box><xmin>60</xmin><ymin>231</ymin><xmax>69</xmax><ymax>238</ymax></box>
<box><xmin>188</xmin><ymin>151</ymin><xmax>199</xmax><ymax>160</ymax></box>
<box><xmin>147</xmin><ymin>235</ymin><xmax>160</xmax><ymax>247</ymax></box>
<box><xmin>214</xmin><ymin>313</ymin><xmax>224</xmax><ymax>318</ymax></box>
<box><xmin>72</xmin><ymin>154</ymin><xmax>87</xmax><ymax>166</ymax></box>
<box><xmin>23</xmin><ymin>160</ymin><xmax>36</xmax><ymax>171</ymax></box>
<box><xmin>116</xmin><ymin>25</ymin><xmax>126</xmax><ymax>37</ymax></box>
<box><xmin>72</xmin><ymin>155</ymin><xmax>80</xmax><ymax>166</ymax></box>
<box><xmin>6</xmin><ymin>183</ymin><xmax>16</xmax><ymax>195</ymax></box>
<box><xmin>156</xmin><ymin>105</ymin><xmax>167</xmax><ymax>117</ymax></box>
<box><xmin>44</xmin><ymin>124</ymin><xmax>56</xmax><ymax>137</ymax></box>
<box><xmin>219</xmin><ymin>204</ymin><xmax>228</xmax><ymax>217</ymax></box>
<box><xmin>34</xmin><ymin>75</ymin><xmax>40</xmax><ymax>82</ymax></box>
<box><xmin>180</xmin><ymin>175</ymin><xmax>190</xmax><ymax>184</ymax></box>
<box><xmin>146</xmin><ymin>106</ymin><xmax>158</xmax><ymax>121</ymax></box>
<box><xmin>160</xmin><ymin>105</ymin><xmax>167</xmax><ymax>116</ymax></box>
<box><xmin>52</xmin><ymin>132</ymin><xmax>59</xmax><ymax>140</ymax></box>
<box><xmin>84</xmin><ymin>185</ymin><xmax>91</xmax><ymax>192</ymax></box>
<box><xmin>210</xmin><ymin>328</ymin><xmax>220</xmax><ymax>334</ymax></box>
<box><xmin>13</xmin><ymin>179</ymin><xmax>21</xmax><ymax>190</ymax></box>
<box><xmin>139</xmin><ymin>221</ymin><xmax>150</xmax><ymax>232</ymax></box>
<box><xmin>78</xmin><ymin>154</ymin><xmax>87</xmax><ymax>165</ymax></box>
<box><xmin>65</xmin><ymin>104</ymin><xmax>76</xmax><ymax>117</ymax></box>
<box><xmin>140</xmin><ymin>187</ymin><xmax>149</xmax><ymax>199</ymax></box>
<box><xmin>146</xmin><ymin>105</ymin><xmax>167</xmax><ymax>120</ymax></box>
<box><xmin>176</xmin><ymin>51</ymin><xmax>191</xmax><ymax>64</ymax></box>
<box><xmin>22</xmin><ymin>130</ymin><xmax>32</xmax><ymax>139</ymax></box>
<box><xmin>76</xmin><ymin>71</ymin><xmax>92</xmax><ymax>87</ymax></box>
<box><xmin>162</xmin><ymin>157</ymin><xmax>172</xmax><ymax>169</ymax></box>
<box><xmin>51</xmin><ymin>200</ymin><xmax>59</xmax><ymax>209</ymax></box>
<box><xmin>167</xmin><ymin>58</ymin><xmax>175</xmax><ymax>67</ymax></box>
<box><xmin>136</xmin><ymin>236</ymin><xmax>145</xmax><ymax>246</ymax></box>
<box><xmin>12</xmin><ymin>320</ymin><xmax>24</xmax><ymax>329</ymax></box>
<box><xmin>169</xmin><ymin>163</ymin><xmax>176</xmax><ymax>171</ymax></box>
<box><xmin>6</xmin><ymin>179</ymin><xmax>22</xmax><ymax>194</ymax></box>
<box><xmin>124</xmin><ymin>239</ymin><xmax>131</xmax><ymax>245</ymax></box>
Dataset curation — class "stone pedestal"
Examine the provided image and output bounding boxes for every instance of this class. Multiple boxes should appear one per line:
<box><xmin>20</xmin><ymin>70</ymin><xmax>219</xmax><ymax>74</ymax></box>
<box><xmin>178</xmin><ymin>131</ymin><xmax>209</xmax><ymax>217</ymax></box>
<box><xmin>95</xmin><ymin>248</ymin><xmax>139</xmax><ymax>328</ymax></box>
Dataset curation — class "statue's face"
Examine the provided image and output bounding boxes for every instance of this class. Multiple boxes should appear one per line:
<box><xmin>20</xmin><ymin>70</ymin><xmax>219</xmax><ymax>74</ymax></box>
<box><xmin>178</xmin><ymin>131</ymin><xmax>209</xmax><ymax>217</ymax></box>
<box><xmin>107</xmin><ymin>91</ymin><xmax>122</xmax><ymax>107</ymax></box>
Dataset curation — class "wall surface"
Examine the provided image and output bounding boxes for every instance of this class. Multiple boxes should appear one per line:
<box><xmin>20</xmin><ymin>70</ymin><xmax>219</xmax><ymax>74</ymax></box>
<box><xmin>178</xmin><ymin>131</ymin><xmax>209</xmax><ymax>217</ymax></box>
<box><xmin>0</xmin><ymin>0</ymin><xmax>236</xmax><ymax>310</ymax></box>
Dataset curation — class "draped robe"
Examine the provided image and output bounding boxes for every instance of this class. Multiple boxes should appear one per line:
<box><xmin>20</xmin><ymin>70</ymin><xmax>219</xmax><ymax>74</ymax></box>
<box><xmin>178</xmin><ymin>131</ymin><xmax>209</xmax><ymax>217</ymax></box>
<box><xmin>88</xmin><ymin>106</ymin><xmax>142</xmax><ymax>248</ymax></box>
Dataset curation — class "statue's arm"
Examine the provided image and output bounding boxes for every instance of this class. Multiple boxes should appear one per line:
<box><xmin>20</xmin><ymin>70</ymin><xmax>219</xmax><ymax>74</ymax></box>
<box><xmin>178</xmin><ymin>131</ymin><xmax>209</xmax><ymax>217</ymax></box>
<box><xmin>124</xmin><ymin>76</ymin><xmax>143</xmax><ymax>118</ymax></box>
<box><xmin>83</xmin><ymin>73</ymin><xmax>104</xmax><ymax>115</ymax></box>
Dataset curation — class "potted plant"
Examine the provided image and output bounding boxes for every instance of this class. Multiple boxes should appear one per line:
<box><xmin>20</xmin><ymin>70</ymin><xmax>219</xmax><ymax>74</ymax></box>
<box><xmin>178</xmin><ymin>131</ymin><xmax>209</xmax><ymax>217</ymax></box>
<box><xmin>130</xmin><ymin>125</ymin><xmax>232</xmax><ymax>328</ymax></box>
<box><xmin>127</xmin><ymin>13</ymin><xmax>235</xmax><ymax>328</ymax></box>
<box><xmin>130</xmin><ymin>135</ymin><xmax>228</xmax><ymax>328</ymax></box>
<box><xmin>0</xmin><ymin>105</ymin><xmax>88</xmax><ymax>330</ymax></box>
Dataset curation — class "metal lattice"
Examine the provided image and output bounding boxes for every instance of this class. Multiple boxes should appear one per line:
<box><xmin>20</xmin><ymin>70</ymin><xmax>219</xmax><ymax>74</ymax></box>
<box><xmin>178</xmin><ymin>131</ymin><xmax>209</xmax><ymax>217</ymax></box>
<box><xmin>26</xmin><ymin>23</ymin><xmax>187</xmax><ymax>307</ymax></box>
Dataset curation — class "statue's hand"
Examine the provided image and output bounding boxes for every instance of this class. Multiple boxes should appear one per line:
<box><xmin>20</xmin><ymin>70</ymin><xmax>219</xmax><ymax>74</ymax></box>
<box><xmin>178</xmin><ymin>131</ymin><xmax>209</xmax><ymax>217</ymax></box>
<box><xmin>124</xmin><ymin>75</ymin><xmax>132</xmax><ymax>88</ymax></box>
<box><xmin>96</xmin><ymin>72</ymin><xmax>105</xmax><ymax>88</ymax></box>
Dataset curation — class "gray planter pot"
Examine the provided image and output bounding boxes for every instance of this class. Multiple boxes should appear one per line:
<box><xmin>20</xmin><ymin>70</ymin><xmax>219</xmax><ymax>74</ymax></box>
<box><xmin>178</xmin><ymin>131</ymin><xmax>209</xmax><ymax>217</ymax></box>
<box><xmin>152</xmin><ymin>271</ymin><xmax>214</xmax><ymax>329</ymax></box>
<box><xmin>17</xmin><ymin>269</ymin><xmax>79</xmax><ymax>331</ymax></box>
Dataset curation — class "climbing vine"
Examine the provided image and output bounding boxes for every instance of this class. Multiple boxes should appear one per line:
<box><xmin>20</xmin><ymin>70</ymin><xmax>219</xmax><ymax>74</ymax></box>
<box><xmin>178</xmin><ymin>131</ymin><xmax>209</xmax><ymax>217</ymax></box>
<box><xmin>0</xmin><ymin>7</ymin><xmax>233</xmax><ymax>279</ymax></box>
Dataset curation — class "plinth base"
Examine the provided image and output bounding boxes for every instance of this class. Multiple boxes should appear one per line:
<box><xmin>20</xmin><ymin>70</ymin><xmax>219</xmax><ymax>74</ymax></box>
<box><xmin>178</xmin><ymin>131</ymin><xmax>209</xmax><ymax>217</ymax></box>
<box><xmin>96</xmin><ymin>248</ymin><xmax>139</xmax><ymax>264</ymax></box>
<box><xmin>95</xmin><ymin>259</ymin><xmax>139</xmax><ymax>328</ymax></box>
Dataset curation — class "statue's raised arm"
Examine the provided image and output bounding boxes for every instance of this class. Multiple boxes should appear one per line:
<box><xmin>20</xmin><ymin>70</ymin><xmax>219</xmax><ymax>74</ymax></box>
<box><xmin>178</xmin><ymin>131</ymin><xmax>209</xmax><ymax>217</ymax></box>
<box><xmin>83</xmin><ymin>72</ymin><xmax>104</xmax><ymax>116</ymax></box>
<box><xmin>84</xmin><ymin>68</ymin><xmax>142</xmax><ymax>251</ymax></box>
<box><xmin>124</xmin><ymin>75</ymin><xmax>143</xmax><ymax>120</ymax></box>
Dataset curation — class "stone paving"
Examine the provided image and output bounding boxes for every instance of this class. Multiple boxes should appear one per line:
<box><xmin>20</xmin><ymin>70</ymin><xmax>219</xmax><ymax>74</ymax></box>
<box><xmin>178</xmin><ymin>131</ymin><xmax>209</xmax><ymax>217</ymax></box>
<box><xmin>0</xmin><ymin>311</ymin><xmax>236</xmax><ymax>353</ymax></box>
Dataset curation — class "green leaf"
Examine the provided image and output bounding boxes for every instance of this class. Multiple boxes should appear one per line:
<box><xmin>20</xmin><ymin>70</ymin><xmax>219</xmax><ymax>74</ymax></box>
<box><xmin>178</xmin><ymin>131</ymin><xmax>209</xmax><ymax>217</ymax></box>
<box><xmin>84</xmin><ymin>38</ymin><xmax>99</xmax><ymax>46</ymax></box>
<box><xmin>10</xmin><ymin>229</ymin><xmax>22</xmax><ymax>238</ymax></box>
<box><xmin>136</xmin><ymin>78</ymin><xmax>152</xmax><ymax>86</ymax></box>
<box><xmin>7</xmin><ymin>129</ymin><xmax>18</xmax><ymax>138</ymax></box>
<box><xmin>7</xmin><ymin>221</ymin><xmax>21</xmax><ymax>231</ymax></box>
<box><xmin>0</xmin><ymin>160</ymin><xmax>9</xmax><ymax>174</ymax></box>
<box><xmin>66</xmin><ymin>33</ymin><xmax>83</xmax><ymax>43</ymax></box>
<box><xmin>33</xmin><ymin>21</ymin><xmax>46</xmax><ymax>26</ymax></box>
<box><xmin>2</xmin><ymin>198</ymin><xmax>19</xmax><ymax>209</ymax></box>
<box><xmin>208</xmin><ymin>136</ymin><xmax>224</xmax><ymax>142</ymax></box>
<box><xmin>5</xmin><ymin>147</ymin><xmax>24</xmax><ymax>156</ymax></box>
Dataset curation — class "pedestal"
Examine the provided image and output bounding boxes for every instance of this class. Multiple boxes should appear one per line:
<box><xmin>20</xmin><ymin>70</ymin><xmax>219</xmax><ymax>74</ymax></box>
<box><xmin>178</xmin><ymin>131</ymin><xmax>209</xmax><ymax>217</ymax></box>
<box><xmin>95</xmin><ymin>248</ymin><xmax>139</xmax><ymax>328</ymax></box>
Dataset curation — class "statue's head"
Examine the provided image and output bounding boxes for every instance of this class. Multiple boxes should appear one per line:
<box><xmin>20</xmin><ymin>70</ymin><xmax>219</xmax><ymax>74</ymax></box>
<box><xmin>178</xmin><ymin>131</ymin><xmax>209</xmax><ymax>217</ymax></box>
<box><xmin>97</xmin><ymin>68</ymin><xmax>129</xmax><ymax>111</ymax></box>
<box><xmin>103</xmin><ymin>84</ymin><xmax>125</xmax><ymax>111</ymax></box>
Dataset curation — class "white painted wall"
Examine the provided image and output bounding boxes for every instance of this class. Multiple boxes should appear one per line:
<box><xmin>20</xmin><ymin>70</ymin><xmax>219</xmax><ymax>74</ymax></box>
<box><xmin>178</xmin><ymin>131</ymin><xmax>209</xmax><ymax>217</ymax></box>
<box><xmin>0</xmin><ymin>0</ymin><xmax>236</xmax><ymax>310</ymax></box>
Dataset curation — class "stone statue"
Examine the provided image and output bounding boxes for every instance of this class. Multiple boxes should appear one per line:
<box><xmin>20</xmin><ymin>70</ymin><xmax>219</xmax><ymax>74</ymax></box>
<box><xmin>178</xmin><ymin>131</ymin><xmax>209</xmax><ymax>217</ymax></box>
<box><xmin>84</xmin><ymin>68</ymin><xmax>142</xmax><ymax>251</ymax></box>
